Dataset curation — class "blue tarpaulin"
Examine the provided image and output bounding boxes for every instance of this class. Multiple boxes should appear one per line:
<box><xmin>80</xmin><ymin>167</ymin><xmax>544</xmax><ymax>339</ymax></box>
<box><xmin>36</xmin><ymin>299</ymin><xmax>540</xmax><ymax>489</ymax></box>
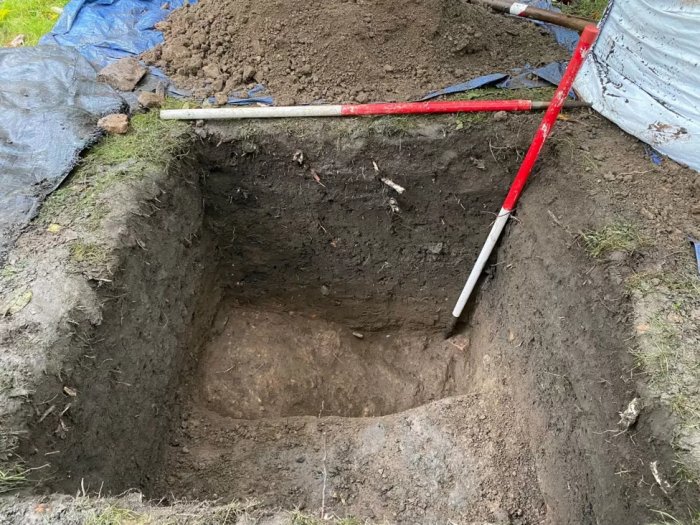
<box><xmin>40</xmin><ymin>0</ymin><xmax>197</xmax><ymax>70</ymax></box>
<box><xmin>0</xmin><ymin>46</ymin><xmax>125</xmax><ymax>257</ymax></box>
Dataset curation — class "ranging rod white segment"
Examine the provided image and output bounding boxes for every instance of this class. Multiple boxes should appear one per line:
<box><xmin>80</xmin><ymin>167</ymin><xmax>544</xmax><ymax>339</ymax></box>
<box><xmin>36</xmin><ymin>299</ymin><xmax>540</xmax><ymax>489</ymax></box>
<box><xmin>451</xmin><ymin>207</ymin><xmax>511</xmax><ymax>318</ymax></box>
<box><xmin>160</xmin><ymin>105</ymin><xmax>343</xmax><ymax>120</ymax></box>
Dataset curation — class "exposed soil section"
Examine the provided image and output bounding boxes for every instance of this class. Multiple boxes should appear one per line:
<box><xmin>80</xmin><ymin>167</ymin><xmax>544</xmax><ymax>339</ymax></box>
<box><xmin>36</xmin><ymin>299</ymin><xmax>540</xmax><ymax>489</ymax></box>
<box><xmin>1</xmin><ymin>113</ymin><xmax>698</xmax><ymax>524</ymax></box>
<box><xmin>160</xmin><ymin>395</ymin><xmax>544</xmax><ymax>523</ymax></box>
<box><xmin>198</xmin><ymin>307</ymin><xmax>468</xmax><ymax>418</ymax></box>
<box><xmin>144</xmin><ymin>0</ymin><xmax>568</xmax><ymax>103</ymax></box>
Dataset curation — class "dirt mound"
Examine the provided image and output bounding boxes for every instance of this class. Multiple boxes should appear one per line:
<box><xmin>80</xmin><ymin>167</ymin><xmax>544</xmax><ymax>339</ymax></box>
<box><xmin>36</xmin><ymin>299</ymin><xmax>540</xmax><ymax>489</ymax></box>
<box><xmin>145</xmin><ymin>0</ymin><xmax>568</xmax><ymax>104</ymax></box>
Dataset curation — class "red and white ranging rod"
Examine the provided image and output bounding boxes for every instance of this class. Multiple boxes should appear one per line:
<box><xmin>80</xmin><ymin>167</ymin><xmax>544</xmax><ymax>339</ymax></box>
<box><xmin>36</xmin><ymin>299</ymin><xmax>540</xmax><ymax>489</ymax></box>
<box><xmin>159</xmin><ymin>99</ymin><xmax>588</xmax><ymax>120</ymax></box>
<box><xmin>445</xmin><ymin>24</ymin><xmax>599</xmax><ymax>337</ymax></box>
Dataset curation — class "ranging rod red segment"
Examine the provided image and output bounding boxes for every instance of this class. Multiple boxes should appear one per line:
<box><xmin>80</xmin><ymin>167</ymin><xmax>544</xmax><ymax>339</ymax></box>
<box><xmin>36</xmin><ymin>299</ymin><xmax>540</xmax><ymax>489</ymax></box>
<box><xmin>340</xmin><ymin>99</ymin><xmax>534</xmax><ymax>116</ymax></box>
<box><xmin>501</xmin><ymin>24</ymin><xmax>599</xmax><ymax>212</ymax></box>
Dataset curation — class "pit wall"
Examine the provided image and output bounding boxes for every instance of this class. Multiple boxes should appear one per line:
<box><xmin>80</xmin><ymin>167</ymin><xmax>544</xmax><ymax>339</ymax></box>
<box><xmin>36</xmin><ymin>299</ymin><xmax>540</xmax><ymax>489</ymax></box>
<box><xmin>0</xmin><ymin>157</ymin><xmax>217</xmax><ymax>493</ymax></box>
<box><xmin>464</xmin><ymin>143</ymin><xmax>693</xmax><ymax>525</ymax></box>
<box><xmin>0</xmin><ymin>115</ymin><xmax>693</xmax><ymax>523</ymax></box>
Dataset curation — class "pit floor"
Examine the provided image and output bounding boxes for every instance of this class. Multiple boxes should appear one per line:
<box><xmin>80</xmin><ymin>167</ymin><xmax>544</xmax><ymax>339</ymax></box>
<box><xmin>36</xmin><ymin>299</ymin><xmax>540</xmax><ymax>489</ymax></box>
<box><xmin>156</xmin><ymin>303</ymin><xmax>542</xmax><ymax>522</ymax></box>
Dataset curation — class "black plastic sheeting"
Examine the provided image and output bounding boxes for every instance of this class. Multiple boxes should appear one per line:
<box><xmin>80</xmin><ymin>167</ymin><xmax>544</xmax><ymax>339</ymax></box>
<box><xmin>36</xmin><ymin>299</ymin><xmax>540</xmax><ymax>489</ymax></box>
<box><xmin>0</xmin><ymin>46</ymin><xmax>125</xmax><ymax>257</ymax></box>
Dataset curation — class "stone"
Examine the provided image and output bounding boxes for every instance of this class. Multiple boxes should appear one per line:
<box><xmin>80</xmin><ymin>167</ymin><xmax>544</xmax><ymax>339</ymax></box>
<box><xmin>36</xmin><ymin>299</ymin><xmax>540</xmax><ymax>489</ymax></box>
<box><xmin>97</xmin><ymin>114</ymin><xmax>129</xmax><ymax>134</ymax></box>
<box><xmin>137</xmin><ymin>91</ymin><xmax>165</xmax><ymax>109</ymax></box>
<box><xmin>242</xmin><ymin>65</ymin><xmax>257</xmax><ymax>82</ymax></box>
<box><xmin>97</xmin><ymin>58</ymin><xmax>147</xmax><ymax>91</ymax></box>
<box><xmin>214</xmin><ymin>92</ymin><xmax>229</xmax><ymax>106</ymax></box>
<box><xmin>426</xmin><ymin>242</ymin><xmax>444</xmax><ymax>255</ymax></box>
<box><xmin>202</xmin><ymin>64</ymin><xmax>221</xmax><ymax>79</ymax></box>
<box><xmin>355</xmin><ymin>91</ymin><xmax>369</xmax><ymax>104</ymax></box>
<box><xmin>493</xmin><ymin>111</ymin><xmax>508</xmax><ymax>122</ymax></box>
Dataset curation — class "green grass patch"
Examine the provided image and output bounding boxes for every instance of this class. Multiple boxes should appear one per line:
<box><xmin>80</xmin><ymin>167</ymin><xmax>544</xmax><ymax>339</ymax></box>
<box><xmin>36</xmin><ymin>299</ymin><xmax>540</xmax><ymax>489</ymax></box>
<box><xmin>558</xmin><ymin>0</ymin><xmax>608</xmax><ymax>20</ymax></box>
<box><xmin>446</xmin><ymin>86</ymin><xmax>557</xmax><ymax>102</ymax></box>
<box><xmin>581</xmin><ymin>222</ymin><xmax>647</xmax><ymax>258</ymax></box>
<box><xmin>0</xmin><ymin>467</ymin><xmax>27</xmax><ymax>494</ymax></box>
<box><xmin>627</xmin><ymin>270</ymin><xmax>700</xmax><ymax>299</ymax></box>
<box><xmin>88</xmin><ymin>99</ymin><xmax>192</xmax><ymax>166</ymax></box>
<box><xmin>0</xmin><ymin>0</ymin><xmax>69</xmax><ymax>46</ymax></box>
<box><xmin>85</xmin><ymin>505</ymin><xmax>145</xmax><ymax>525</ymax></box>
<box><xmin>367</xmin><ymin>115</ymin><xmax>419</xmax><ymax>137</ymax></box>
<box><xmin>69</xmin><ymin>242</ymin><xmax>110</xmax><ymax>267</ymax></box>
<box><xmin>38</xmin><ymin>101</ymin><xmax>192</xmax><ymax>230</ymax></box>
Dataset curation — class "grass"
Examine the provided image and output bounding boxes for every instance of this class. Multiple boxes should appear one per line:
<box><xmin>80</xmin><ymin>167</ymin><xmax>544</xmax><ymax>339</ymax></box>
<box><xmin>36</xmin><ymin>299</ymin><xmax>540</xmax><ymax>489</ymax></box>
<box><xmin>627</xmin><ymin>270</ymin><xmax>700</xmax><ymax>299</ymax></box>
<box><xmin>85</xmin><ymin>505</ymin><xmax>145</xmax><ymax>525</ymax></box>
<box><xmin>627</xmin><ymin>263</ymin><xmax>700</xmax><ymax>496</ymax></box>
<box><xmin>557</xmin><ymin>0</ymin><xmax>609</xmax><ymax>20</ymax></box>
<box><xmin>649</xmin><ymin>509</ymin><xmax>700</xmax><ymax>525</ymax></box>
<box><xmin>447</xmin><ymin>86</ymin><xmax>557</xmax><ymax>102</ymax></box>
<box><xmin>581</xmin><ymin>222</ymin><xmax>647</xmax><ymax>258</ymax></box>
<box><xmin>367</xmin><ymin>115</ymin><xmax>419</xmax><ymax>137</ymax></box>
<box><xmin>290</xmin><ymin>511</ymin><xmax>366</xmax><ymax>525</ymax></box>
<box><xmin>69</xmin><ymin>242</ymin><xmax>110</xmax><ymax>266</ymax></box>
<box><xmin>38</xmin><ymin>100</ymin><xmax>192</xmax><ymax>230</ymax></box>
<box><xmin>0</xmin><ymin>0</ymin><xmax>69</xmax><ymax>46</ymax></box>
<box><xmin>0</xmin><ymin>467</ymin><xmax>27</xmax><ymax>494</ymax></box>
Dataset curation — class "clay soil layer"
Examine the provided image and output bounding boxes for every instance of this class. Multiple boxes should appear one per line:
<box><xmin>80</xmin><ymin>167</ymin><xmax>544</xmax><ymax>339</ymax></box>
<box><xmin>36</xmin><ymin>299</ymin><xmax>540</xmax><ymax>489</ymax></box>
<box><xmin>145</xmin><ymin>0</ymin><xmax>568</xmax><ymax>104</ymax></box>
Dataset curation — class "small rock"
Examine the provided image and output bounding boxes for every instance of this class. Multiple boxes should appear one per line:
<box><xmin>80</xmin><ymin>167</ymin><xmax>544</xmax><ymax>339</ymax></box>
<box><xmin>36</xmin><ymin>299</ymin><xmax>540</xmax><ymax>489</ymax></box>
<box><xmin>202</xmin><ymin>64</ymin><xmax>221</xmax><ymax>79</ymax></box>
<box><xmin>320</xmin><ymin>285</ymin><xmax>330</xmax><ymax>296</ymax></box>
<box><xmin>242</xmin><ymin>65</ymin><xmax>257</xmax><ymax>82</ymax></box>
<box><xmin>97</xmin><ymin>58</ymin><xmax>147</xmax><ymax>91</ymax></box>
<box><xmin>608</xmin><ymin>250</ymin><xmax>626</xmax><ymax>262</ymax></box>
<box><xmin>603</xmin><ymin>172</ymin><xmax>616</xmax><ymax>182</ymax></box>
<box><xmin>97</xmin><ymin>114</ymin><xmax>129</xmax><ymax>134</ymax></box>
<box><xmin>493</xmin><ymin>111</ymin><xmax>508</xmax><ymax>122</ymax></box>
<box><xmin>214</xmin><ymin>92</ymin><xmax>229</xmax><ymax>106</ymax></box>
<box><xmin>383</xmin><ymin>64</ymin><xmax>394</xmax><ymax>73</ymax></box>
<box><xmin>640</xmin><ymin>207</ymin><xmax>655</xmax><ymax>220</ymax></box>
<box><xmin>426</xmin><ymin>242</ymin><xmax>444</xmax><ymax>255</ymax></box>
<box><xmin>137</xmin><ymin>91</ymin><xmax>165</xmax><ymax>109</ymax></box>
<box><xmin>352</xmin><ymin>332</ymin><xmax>364</xmax><ymax>339</ymax></box>
<box><xmin>355</xmin><ymin>91</ymin><xmax>369</xmax><ymax>104</ymax></box>
<box><xmin>182</xmin><ymin>447</ymin><xmax>190</xmax><ymax>454</ymax></box>
<box><xmin>299</xmin><ymin>64</ymin><xmax>312</xmax><ymax>76</ymax></box>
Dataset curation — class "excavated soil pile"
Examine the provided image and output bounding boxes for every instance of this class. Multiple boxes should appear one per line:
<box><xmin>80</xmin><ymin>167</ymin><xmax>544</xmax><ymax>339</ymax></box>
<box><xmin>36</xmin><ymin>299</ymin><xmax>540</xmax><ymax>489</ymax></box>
<box><xmin>145</xmin><ymin>0</ymin><xmax>568</xmax><ymax>104</ymax></box>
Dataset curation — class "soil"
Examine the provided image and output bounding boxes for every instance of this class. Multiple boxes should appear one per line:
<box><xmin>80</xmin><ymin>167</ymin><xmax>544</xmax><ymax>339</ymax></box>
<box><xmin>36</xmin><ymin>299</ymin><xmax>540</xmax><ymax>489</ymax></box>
<box><xmin>1</xmin><ymin>112</ymin><xmax>698</xmax><ymax>524</ymax></box>
<box><xmin>144</xmin><ymin>0</ymin><xmax>568</xmax><ymax>104</ymax></box>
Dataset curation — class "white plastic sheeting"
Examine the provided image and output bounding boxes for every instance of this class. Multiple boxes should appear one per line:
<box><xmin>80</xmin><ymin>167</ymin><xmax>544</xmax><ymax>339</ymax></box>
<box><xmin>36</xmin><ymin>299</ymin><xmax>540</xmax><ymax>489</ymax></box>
<box><xmin>574</xmin><ymin>0</ymin><xmax>700</xmax><ymax>171</ymax></box>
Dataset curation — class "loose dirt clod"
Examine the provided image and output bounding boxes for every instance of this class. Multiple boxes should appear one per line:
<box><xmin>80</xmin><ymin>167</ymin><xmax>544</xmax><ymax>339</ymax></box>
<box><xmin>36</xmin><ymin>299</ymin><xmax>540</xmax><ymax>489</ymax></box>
<box><xmin>137</xmin><ymin>91</ymin><xmax>165</xmax><ymax>109</ymax></box>
<box><xmin>97</xmin><ymin>114</ymin><xmax>129</xmax><ymax>134</ymax></box>
<box><xmin>144</xmin><ymin>0</ymin><xmax>567</xmax><ymax>103</ymax></box>
<box><xmin>97</xmin><ymin>57</ymin><xmax>147</xmax><ymax>91</ymax></box>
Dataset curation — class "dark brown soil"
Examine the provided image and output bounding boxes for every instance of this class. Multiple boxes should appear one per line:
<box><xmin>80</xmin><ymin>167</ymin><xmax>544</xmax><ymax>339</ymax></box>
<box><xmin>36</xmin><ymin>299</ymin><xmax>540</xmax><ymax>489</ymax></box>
<box><xmin>8</xmin><ymin>113</ymin><xmax>699</xmax><ymax>524</ymax></box>
<box><xmin>144</xmin><ymin>0</ymin><xmax>568</xmax><ymax>104</ymax></box>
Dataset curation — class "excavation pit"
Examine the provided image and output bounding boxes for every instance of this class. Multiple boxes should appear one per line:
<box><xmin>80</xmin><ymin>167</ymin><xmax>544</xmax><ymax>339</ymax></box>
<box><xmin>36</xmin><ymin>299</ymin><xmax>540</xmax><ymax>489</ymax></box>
<box><xmin>12</xmin><ymin>116</ymin><xmax>675</xmax><ymax>524</ymax></box>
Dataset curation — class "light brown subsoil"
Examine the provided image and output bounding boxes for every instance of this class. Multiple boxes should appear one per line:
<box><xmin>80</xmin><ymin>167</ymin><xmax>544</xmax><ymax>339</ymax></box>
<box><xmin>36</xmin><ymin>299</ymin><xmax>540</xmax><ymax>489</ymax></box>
<box><xmin>144</xmin><ymin>0</ymin><xmax>568</xmax><ymax>104</ymax></box>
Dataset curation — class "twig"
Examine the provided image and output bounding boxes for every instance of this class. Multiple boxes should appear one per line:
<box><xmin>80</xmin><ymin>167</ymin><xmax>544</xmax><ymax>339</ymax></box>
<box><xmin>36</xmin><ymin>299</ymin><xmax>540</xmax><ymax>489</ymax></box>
<box><xmin>320</xmin><ymin>433</ymin><xmax>328</xmax><ymax>519</ymax></box>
